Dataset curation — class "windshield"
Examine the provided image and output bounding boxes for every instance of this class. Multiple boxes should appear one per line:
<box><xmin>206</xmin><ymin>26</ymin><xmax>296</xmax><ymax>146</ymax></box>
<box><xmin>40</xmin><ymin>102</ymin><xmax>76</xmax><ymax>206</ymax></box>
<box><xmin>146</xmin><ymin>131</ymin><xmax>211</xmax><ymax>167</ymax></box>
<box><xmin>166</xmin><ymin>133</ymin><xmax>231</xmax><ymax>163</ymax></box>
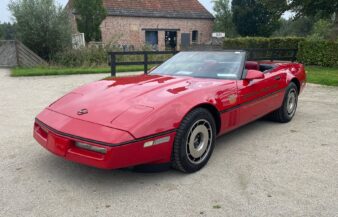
<box><xmin>150</xmin><ymin>51</ymin><xmax>245</xmax><ymax>80</ymax></box>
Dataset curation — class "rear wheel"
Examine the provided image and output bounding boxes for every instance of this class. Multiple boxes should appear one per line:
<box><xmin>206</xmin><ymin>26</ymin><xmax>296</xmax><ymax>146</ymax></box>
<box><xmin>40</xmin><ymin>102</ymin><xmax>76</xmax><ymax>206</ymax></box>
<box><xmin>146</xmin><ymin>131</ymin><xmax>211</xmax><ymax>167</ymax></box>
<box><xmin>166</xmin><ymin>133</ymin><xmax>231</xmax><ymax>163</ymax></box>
<box><xmin>172</xmin><ymin>108</ymin><xmax>216</xmax><ymax>173</ymax></box>
<box><xmin>269</xmin><ymin>82</ymin><xmax>298</xmax><ymax>123</ymax></box>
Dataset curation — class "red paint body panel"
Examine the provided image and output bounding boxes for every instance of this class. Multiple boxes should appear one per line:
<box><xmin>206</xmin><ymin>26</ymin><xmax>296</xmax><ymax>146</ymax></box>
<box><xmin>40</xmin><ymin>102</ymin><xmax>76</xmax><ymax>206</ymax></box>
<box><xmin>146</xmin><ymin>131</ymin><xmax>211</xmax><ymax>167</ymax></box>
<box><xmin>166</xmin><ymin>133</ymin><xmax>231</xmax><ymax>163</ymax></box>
<box><xmin>34</xmin><ymin>119</ymin><xmax>176</xmax><ymax>169</ymax></box>
<box><xmin>34</xmin><ymin>60</ymin><xmax>306</xmax><ymax>170</ymax></box>
<box><xmin>36</xmin><ymin>109</ymin><xmax>134</xmax><ymax>144</ymax></box>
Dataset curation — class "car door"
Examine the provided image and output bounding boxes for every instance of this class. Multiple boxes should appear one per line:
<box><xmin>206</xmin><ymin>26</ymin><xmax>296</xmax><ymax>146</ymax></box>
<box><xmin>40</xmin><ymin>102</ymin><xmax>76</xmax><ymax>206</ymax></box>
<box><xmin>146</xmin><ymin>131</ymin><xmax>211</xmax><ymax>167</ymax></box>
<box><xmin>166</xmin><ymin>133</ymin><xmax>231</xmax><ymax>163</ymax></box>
<box><xmin>237</xmin><ymin>69</ymin><xmax>285</xmax><ymax>126</ymax></box>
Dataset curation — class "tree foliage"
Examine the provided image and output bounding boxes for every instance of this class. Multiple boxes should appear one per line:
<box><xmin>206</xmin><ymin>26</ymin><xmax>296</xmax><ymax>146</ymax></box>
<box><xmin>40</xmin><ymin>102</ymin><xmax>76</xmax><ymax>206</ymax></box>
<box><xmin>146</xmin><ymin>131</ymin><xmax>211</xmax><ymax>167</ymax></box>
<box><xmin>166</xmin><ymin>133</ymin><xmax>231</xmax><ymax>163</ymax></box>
<box><xmin>8</xmin><ymin>0</ymin><xmax>71</xmax><ymax>60</ymax></box>
<box><xmin>308</xmin><ymin>19</ymin><xmax>334</xmax><ymax>40</ymax></box>
<box><xmin>289</xmin><ymin>0</ymin><xmax>338</xmax><ymax>40</ymax></box>
<box><xmin>273</xmin><ymin>17</ymin><xmax>314</xmax><ymax>37</ymax></box>
<box><xmin>258</xmin><ymin>0</ymin><xmax>288</xmax><ymax>17</ymax></box>
<box><xmin>289</xmin><ymin>0</ymin><xmax>338</xmax><ymax>19</ymax></box>
<box><xmin>73</xmin><ymin>0</ymin><xmax>106</xmax><ymax>42</ymax></box>
<box><xmin>213</xmin><ymin>0</ymin><xmax>237</xmax><ymax>37</ymax></box>
<box><xmin>232</xmin><ymin>0</ymin><xmax>280</xmax><ymax>37</ymax></box>
<box><xmin>0</xmin><ymin>22</ymin><xmax>17</xmax><ymax>40</ymax></box>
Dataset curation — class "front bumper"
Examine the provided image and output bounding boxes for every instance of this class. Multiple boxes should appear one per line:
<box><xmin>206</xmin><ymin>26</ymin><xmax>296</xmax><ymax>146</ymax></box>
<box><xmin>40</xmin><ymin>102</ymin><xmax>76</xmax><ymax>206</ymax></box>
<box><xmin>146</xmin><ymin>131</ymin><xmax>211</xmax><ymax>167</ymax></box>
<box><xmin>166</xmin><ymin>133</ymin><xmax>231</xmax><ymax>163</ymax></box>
<box><xmin>34</xmin><ymin>110</ymin><xmax>176</xmax><ymax>169</ymax></box>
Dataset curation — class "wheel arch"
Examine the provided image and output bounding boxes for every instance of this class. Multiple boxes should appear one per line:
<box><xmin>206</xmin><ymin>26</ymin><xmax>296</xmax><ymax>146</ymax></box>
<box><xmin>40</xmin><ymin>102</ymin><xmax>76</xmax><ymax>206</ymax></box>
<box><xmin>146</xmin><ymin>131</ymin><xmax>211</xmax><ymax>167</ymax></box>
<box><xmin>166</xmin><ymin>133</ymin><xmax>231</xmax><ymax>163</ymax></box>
<box><xmin>290</xmin><ymin>78</ymin><xmax>301</xmax><ymax>93</ymax></box>
<box><xmin>187</xmin><ymin>103</ymin><xmax>222</xmax><ymax>135</ymax></box>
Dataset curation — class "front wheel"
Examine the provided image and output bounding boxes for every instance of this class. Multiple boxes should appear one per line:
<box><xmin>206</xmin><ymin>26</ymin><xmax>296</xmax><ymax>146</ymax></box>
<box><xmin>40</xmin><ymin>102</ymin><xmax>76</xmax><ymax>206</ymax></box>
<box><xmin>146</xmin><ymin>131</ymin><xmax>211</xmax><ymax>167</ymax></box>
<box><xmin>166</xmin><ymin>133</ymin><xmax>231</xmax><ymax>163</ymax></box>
<box><xmin>269</xmin><ymin>82</ymin><xmax>299</xmax><ymax>123</ymax></box>
<box><xmin>172</xmin><ymin>108</ymin><xmax>216</xmax><ymax>173</ymax></box>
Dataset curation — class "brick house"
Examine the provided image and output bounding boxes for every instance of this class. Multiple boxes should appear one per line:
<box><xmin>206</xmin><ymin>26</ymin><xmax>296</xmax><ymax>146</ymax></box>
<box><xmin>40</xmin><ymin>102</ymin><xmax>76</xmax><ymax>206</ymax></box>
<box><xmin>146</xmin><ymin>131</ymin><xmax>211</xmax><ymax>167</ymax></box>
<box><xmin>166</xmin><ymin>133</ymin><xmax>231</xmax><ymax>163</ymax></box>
<box><xmin>67</xmin><ymin>0</ymin><xmax>214</xmax><ymax>50</ymax></box>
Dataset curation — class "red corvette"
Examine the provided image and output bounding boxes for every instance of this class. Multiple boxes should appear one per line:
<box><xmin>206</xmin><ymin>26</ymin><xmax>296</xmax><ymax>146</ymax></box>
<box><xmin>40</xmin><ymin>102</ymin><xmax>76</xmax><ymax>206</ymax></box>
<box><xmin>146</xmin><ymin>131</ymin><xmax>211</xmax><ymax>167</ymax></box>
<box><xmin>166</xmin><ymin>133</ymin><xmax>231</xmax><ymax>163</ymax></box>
<box><xmin>34</xmin><ymin>51</ymin><xmax>306</xmax><ymax>173</ymax></box>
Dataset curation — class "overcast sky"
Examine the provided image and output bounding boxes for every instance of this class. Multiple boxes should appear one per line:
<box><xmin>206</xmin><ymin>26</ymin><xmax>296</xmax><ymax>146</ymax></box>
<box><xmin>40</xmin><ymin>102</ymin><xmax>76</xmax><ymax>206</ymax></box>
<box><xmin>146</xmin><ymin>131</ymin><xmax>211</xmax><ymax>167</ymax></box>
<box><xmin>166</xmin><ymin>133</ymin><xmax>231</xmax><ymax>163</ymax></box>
<box><xmin>0</xmin><ymin>0</ymin><xmax>214</xmax><ymax>23</ymax></box>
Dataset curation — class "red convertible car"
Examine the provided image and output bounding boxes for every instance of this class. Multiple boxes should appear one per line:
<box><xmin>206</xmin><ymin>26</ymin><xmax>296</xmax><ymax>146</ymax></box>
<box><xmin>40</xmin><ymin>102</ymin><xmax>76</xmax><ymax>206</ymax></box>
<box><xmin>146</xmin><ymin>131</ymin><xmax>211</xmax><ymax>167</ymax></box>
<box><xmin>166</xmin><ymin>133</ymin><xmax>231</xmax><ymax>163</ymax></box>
<box><xmin>34</xmin><ymin>51</ymin><xmax>306</xmax><ymax>173</ymax></box>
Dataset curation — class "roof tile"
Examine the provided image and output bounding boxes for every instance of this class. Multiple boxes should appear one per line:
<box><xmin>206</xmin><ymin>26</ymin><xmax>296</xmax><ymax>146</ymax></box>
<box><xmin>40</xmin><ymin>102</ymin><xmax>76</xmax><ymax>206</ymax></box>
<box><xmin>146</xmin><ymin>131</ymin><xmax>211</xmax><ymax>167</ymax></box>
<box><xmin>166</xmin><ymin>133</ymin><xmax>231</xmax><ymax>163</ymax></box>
<box><xmin>103</xmin><ymin>0</ymin><xmax>214</xmax><ymax>19</ymax></box>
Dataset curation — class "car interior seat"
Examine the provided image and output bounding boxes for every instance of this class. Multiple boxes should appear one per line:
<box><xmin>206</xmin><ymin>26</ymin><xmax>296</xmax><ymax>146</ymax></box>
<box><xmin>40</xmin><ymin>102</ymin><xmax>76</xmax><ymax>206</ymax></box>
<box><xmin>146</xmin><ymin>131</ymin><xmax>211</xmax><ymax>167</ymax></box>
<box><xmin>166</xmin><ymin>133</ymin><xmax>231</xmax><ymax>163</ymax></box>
<box><xmin>245</xmin><ymin>61</ymin><xmax>260</xmax><ymax>71</ymax></box>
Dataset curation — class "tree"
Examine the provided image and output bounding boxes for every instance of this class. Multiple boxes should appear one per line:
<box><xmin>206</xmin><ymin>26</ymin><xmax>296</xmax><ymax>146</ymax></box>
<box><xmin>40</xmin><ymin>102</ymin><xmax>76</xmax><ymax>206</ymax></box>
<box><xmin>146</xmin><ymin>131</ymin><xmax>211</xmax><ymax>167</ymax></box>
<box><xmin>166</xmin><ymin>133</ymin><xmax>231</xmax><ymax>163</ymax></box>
<box><xmin>9</xmin><ymin>0</ymin><xmax>71</xmax><ymax>60</ymax></box>
<box><xmin>308</xmin><ymin>19</ymin><xmax>334</xmax><ymax>40</ymax></box>
<box><xmin>259</xmin><ymin>0</ymin><xmax>288</xmax><ymax>17</ymax></box>
<box><xmin>73</xmin><ymin>0</ymin><xmax>106</xmax><ymax>42</ymax></box>
<box><xmin>273</xmin><ymin>17</ymin><xmax>314</xmax><ymax>37</ymax></box>
<box><xmin>0</xmin><ymin>22</ymin><xmax>17</xmax><ymax>40</ymax></box>
<box><xmin>289</xmin><ymin>0</ymin><xmax>338</xmax><ymax>39</ymax></box>
<box><xmin>213</xmin><ymin>0</ymin><xmax>237</xmax><ymax>37</ymax></box>
<box><xmin>289</xmin><ymin>0</ymin><xmax>337</xmax><ymax>19</ymax></box>
<box><xmin>232</xmin><ymin>0</ymin><xmax>281</xmax><ymax>37</ymax></box>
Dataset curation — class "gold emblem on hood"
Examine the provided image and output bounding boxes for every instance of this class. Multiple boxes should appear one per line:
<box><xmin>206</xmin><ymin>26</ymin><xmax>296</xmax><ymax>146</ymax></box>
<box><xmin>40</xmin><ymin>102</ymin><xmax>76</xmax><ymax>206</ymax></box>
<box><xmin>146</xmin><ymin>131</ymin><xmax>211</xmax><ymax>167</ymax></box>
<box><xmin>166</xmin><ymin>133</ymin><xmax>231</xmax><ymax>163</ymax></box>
<box><xmin>77</xmin><ymin>109</ymin><xmax>88</xmax><ymax>115</ymax></box>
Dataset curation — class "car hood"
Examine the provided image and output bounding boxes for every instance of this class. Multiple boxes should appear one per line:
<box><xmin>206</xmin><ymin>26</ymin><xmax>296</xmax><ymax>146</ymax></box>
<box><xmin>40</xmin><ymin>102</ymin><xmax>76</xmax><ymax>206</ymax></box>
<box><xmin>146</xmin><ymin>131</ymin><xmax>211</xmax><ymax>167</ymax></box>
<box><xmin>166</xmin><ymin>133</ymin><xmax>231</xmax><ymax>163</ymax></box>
<box><xmin>48</xmin><ymin>74</ymin><xmax>227</xmax><ymax>132</ymax></box>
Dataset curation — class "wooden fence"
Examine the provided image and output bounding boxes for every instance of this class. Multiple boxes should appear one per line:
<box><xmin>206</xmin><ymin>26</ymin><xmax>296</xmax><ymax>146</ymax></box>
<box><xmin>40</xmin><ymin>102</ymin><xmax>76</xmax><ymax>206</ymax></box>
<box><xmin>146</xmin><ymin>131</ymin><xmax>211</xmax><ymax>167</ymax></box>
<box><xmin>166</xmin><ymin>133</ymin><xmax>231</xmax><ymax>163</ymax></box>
<box><xmin>108</xmin><ymin>50</ymin><xmax>178</xmax><ymax>76</ymax></box>
<box><xmin>108</xmin><ymin>48</ymin><xmax>298</xmax><ymax>77</ymax></box>
<box><xmin>0</xmin><ymin>40</ymin><xmax>47</xmax><ymax>67</ymax></box>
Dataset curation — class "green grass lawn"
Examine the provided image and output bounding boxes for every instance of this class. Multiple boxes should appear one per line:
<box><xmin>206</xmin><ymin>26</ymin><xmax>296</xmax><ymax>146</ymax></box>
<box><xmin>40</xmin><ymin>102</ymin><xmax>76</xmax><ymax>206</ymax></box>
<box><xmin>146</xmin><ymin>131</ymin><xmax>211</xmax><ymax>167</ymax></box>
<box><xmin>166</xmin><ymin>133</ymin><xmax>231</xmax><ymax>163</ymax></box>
<box><xmin>306</xmin><ymin>66</ymin><xmax>338</xmax><ymax>87</ymax></box>
<box><xmin>10</xmin><ymin>65</ymin><xmax>150</xmax><ymax>77</ymax></box>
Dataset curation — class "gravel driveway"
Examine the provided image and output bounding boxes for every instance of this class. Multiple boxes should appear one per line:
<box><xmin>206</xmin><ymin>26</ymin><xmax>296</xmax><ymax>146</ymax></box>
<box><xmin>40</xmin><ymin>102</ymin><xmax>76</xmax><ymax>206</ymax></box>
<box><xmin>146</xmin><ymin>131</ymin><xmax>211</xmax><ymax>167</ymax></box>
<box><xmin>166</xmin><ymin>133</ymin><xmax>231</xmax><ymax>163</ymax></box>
<box><xmin>0</xmin><ymin>68</ymin><xmax>337</xmax><ymax>217</ymax></box>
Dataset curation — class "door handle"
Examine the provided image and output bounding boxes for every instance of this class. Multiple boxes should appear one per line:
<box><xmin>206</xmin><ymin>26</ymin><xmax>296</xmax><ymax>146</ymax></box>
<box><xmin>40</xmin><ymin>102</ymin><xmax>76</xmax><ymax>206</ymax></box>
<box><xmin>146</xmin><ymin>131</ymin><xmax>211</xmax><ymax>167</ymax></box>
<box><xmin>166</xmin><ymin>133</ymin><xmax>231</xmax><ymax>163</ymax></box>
<box><xmin>274</xmin><ymin>76</ymin><xmax>281</xmax><ymax>81</ymax></box>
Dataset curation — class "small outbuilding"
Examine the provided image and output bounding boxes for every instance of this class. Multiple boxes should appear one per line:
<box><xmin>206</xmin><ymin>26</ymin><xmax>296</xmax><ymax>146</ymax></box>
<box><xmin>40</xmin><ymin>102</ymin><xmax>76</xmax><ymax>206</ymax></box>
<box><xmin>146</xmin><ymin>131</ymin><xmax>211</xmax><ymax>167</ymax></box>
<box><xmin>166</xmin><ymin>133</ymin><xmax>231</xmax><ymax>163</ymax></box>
<box><xmin>67</xmin><ymin>0</ymin><xmax>214</xmax><ymax>50</ymax></box>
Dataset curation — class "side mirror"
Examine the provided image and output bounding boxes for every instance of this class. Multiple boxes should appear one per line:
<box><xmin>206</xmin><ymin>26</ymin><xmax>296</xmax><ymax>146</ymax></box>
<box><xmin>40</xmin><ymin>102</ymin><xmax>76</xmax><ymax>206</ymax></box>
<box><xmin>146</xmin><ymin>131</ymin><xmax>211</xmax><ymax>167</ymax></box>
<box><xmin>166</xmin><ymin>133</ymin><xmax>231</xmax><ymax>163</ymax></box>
<box><xmin>245</xmin><ymin>70</ymin><xmax>265</xmax><ymax>80</ymax></box>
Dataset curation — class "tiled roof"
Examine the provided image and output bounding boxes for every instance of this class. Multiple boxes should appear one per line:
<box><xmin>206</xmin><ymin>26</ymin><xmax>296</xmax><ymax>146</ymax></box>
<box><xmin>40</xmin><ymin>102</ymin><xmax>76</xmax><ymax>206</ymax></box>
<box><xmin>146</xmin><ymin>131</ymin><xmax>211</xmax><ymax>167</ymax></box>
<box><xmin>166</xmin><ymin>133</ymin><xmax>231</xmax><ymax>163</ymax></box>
<box><xmin>103</xmin><ymin>0</ymin><xmax>214</xmax><ymax>19</ymax></box>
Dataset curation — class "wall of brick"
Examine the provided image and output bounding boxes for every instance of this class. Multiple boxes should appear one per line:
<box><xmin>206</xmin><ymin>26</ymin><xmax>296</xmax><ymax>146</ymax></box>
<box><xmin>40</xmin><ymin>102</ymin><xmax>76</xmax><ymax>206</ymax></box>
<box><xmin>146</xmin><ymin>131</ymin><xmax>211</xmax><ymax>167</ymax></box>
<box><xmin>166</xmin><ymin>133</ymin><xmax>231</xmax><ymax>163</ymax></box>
<box><xmin>100</xmin><ymin>16</ymin><xmax>214</xmax><ymax>50</ymax></box>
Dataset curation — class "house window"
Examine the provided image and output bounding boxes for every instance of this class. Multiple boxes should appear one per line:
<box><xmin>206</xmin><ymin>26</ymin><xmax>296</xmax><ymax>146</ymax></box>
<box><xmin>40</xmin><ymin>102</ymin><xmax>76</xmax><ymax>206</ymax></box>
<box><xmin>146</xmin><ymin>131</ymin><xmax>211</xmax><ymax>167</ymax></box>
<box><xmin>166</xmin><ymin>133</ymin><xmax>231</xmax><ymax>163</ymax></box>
<box><xmin>192</xmin><ymin>30</ymin><xmax>198</xmax><ymax>43</ymax></box>
<box><xmin>145</xmin><ymin>31</ymin><xmax>158</xmax><ymax>46</ymax></box>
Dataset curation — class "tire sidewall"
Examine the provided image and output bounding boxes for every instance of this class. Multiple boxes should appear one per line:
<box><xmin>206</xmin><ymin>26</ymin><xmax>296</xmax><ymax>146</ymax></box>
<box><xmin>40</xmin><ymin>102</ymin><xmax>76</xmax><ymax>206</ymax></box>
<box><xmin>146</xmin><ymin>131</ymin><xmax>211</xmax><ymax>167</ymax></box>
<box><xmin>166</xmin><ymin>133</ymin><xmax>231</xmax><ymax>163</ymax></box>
<box><xmin>174</xmin><ymin>109</ymin><xmax>216</xmax><ymax>173</ymax></box>
<box><xmin>282</xmin><ymin>83</ymin><xmax>299</xmax><ymax>122</ymax></box>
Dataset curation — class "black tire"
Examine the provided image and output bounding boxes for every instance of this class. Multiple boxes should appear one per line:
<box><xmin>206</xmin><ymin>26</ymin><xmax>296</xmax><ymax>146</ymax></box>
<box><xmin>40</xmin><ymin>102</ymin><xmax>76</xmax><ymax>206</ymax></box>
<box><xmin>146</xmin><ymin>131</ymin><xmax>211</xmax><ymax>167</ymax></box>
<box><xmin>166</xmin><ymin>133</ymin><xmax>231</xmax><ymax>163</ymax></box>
<box><xmin>172</xmin><ymin>108</ymin><xmax>216</xmax><ymax>173</ymax></box>
<box><xmin>269</xmin><ymin>82</ymin><xmax>299</xmax><ymax>123</ymax></box>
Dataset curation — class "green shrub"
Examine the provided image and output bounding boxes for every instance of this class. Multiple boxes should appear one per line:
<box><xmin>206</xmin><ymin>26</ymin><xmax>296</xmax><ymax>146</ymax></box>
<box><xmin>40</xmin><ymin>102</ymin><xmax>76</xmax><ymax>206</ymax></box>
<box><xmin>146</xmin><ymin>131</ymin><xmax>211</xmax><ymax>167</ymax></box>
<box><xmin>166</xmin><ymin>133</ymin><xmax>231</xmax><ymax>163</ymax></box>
<box><xmin>52</xmin><ymin>46</ymin><xmax>174</xmax><ymax>67</ymax></box>
<box><xmin>52</xmin><ymin>47</ymin><xmax>107</xmax><ymax>67</ymax></box>
<box><xmin>223</xmin><ymin>37</ymin><xmax>304</xmax><ymax>61</ymax></box>
<box><xmin>223</xmin><ymin>37</ymin><xmax>305</xmax><ymax>49</ymax></box>
<box><xmin>298</xmin><ymin>40</ymin><xmax>338</xmax><ymax>67</ymax></box>
<box><xmin>308</xmin><ymin>19</ymin><xmax>334</xmax><ymax>41</ymax></box>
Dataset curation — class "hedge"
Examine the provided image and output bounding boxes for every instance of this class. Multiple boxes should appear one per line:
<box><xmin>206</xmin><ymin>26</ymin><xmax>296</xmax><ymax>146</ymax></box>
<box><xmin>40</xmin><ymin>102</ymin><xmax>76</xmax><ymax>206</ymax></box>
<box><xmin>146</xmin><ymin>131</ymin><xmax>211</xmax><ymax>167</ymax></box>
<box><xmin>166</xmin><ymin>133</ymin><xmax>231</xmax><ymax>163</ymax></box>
<box><xmin>297</xmin><ymin>40</ymin><xmax>338</xmax><ymax>67</ymax></box>
<box><xmin>52</xmin><ymin>47</ymin><xmax>172</xmax><ymax>67</ymax></box>
<box><xmin>223</xmin><ymin>37</ymin><xmax>338</xmax><ymax>67</ymax></box>
<box><xmin>52</xmin><ymin>38</ymin><xmax>338</xmax><ymax>67</ymax></box>
<box><xmin>223</xmin><ymin>37</ymin><xmax>305</xmax><ymax>49</ymax></box>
